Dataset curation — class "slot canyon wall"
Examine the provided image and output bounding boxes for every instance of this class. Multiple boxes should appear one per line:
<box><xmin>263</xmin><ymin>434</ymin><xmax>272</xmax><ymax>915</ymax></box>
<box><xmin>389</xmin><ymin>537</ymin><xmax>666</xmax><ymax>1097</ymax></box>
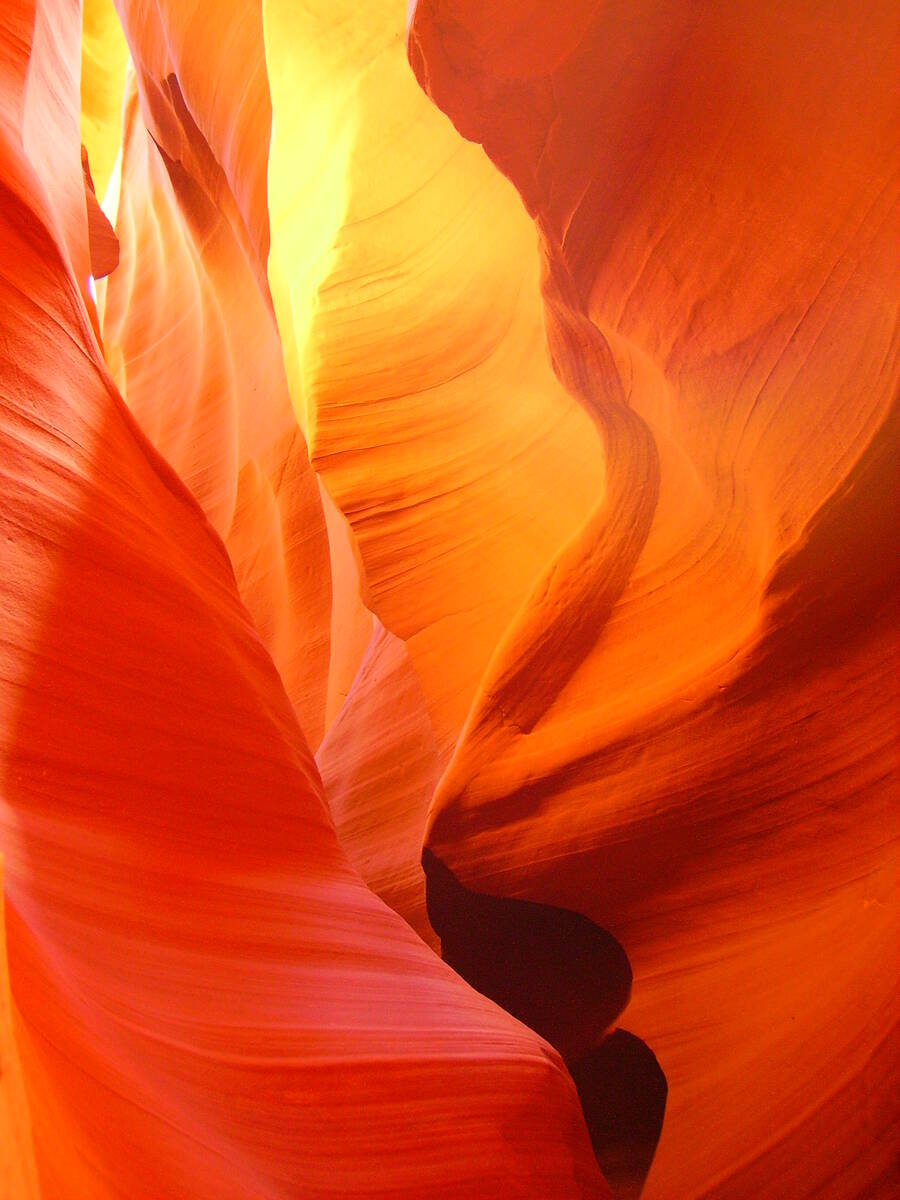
<box><xmin>1</xmin><ymin>1</ymin><xmax>897</xmax><ymax>1197</ymax></box>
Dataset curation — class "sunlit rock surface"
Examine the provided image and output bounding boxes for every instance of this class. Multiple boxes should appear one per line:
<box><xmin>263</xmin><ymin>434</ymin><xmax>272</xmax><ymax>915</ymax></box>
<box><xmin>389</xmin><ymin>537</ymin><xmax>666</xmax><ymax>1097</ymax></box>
<box><xmin>79</xmin><ymin>0</ymin><xmax>127</xmax><ymax>201</ymax></box>
<box><xmin>410</xmin><ymin>2</ymin><xmax>900</xmax><ymax>1197</ymax></box>
<box><xmin>0</xmin><ymin>5</ymin><xmax>609</xmax><ymax>1197</ymax></box>
<box><xmin>102</xmin><ymin>81</ymin><xmax>332</xmax><ymax>750</ymax></box>
<box><xmin>265</xmin><ymin>0</ymin><xmax>605</xmax><ymax>758</ymax></box>
<box><xmin>317</xmin><ymin>620</ymin><xmax>441</xmax><ymax>947</ymax></box>
<box><xmin>113</xmin><ymin>0</ymin><xmax>272</xmax><ymax>286</ymax></box>
<box><xmin>0</xmin><ymin>0</ymin><xmax>897</xmax><ymax>1197</ymax></box>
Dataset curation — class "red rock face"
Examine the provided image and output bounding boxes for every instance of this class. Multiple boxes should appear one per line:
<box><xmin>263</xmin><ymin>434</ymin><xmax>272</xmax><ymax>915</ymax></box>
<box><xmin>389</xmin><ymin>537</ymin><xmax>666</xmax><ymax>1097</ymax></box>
<box><xmin>1</xmin><ymin>1</ymin><xmax>897</xmax><ymax>1198</ymax></box>
<box><xmin>409</xmin><ymin>2</ymin><xmax>900</xmax><ymax>1197</ymax></box>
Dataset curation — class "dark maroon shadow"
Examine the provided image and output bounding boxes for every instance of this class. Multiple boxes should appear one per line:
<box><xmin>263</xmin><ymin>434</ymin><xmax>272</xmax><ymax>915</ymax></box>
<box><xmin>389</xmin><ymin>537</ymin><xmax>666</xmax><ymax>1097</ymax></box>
<box><xmin>571</xmin><ymin>1030</ymin><xmax>667</xmax><ymax>1200</ymax></box>
<box><xmin>423</xmin><ymin>849</ymin><xmax>667</xmax><ymax>1196</ymax></box>
<box><xmin>424</xmin><ymin>848</ymin><xmax>632</xmax><ymax>1063</ymax></box>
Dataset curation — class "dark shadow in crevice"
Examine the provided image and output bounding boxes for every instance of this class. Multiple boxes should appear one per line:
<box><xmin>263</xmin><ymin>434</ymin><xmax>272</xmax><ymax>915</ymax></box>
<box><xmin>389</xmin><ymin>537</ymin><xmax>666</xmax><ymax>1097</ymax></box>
<box><xmin>571</xmin><ymin>1029</ymin><xmax>667</xmax><ymax>1200</ymax></box>
<box><xmin>423</xmin><ymin>849</ymin><xmax>666</xmax><ymax>1197</ymax></box>
<box><xmin>424</xmin><ymin>848</ymin><xmax>632</xmax><ymax>1063</ymax></box>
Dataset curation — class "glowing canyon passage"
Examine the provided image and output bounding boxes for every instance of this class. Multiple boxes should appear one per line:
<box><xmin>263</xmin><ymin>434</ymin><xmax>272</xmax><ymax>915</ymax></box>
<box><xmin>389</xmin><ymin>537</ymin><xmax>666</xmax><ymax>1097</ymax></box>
<box><xmin>0</xmin><ymin>2</ymin><xmax>897</xmax><ymax>1197</ymax></box>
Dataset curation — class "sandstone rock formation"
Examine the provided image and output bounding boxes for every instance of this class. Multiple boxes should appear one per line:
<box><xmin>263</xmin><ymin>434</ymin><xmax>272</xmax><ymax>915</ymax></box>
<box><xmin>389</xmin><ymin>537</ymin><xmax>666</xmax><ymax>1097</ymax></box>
<box><xmin>0</xmin><ymin>1</ymin><xmax>896</xmax><ymax>1197</ymax></box>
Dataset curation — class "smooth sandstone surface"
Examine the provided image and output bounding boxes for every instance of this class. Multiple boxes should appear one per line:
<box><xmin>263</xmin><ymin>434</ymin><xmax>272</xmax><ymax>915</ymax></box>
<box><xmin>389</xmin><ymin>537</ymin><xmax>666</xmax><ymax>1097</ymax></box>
<box><xmin>113</xmin><ymin>0</ymin><xmax>272</xmax><ymax>284</ymax></box>
<box><xmin>1</xmin><ymin>0</ymin><xmax>897</xmax><ymax>1197</ymax></box>
<box><xmin>0</xmin><ymin>3</ymin><xmax>609</xmax><ymax>1196</ymax></box>
<box><xmin>409</xmin><ymin>2</ymin><xmax>900</xmax><ymax>1197</ymax></box>
<box><xmin>264</xmin><ymin>0</ymin><xmax>606</xmax><ymax>758</ymax></box>
<box><xmin>0</xmin><ymin>861</ymin><xmax>40</xmax><ymax>1200</ymax></box>
<box><xmin>102</xmin><ymin>81</ymin><xmax>332</xmax><ymax>751</ymax></box>
<box><xmin>317</xmin><ymin>620</ymin><xmax>442</xmax><ymax>948</ymax></box>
